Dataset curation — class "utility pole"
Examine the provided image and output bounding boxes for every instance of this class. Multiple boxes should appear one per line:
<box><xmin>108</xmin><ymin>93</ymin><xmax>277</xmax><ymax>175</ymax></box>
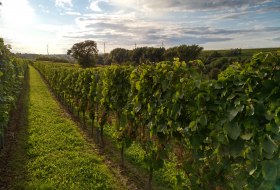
<box><xmin>161</xmin><ymin>41</ymin><xmax>164</xmax><ymax>48</ymax></box>
<box><xmin>135</xmin><ymin>42</ymin><xmax>137</xmax><ymax>49</ymax></box>
<box><xmin>103</xmin><ymin>42</ymin><xmax>105</xmax><ymax>54</ymax></box>
<box><xmin>47</xmin><ymin>44</ymin><xmax>49</xmax><ymax>55</ymax></box>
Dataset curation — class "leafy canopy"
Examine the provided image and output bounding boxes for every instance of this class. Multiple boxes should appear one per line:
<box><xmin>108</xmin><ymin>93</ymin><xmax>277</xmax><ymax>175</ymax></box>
<box><xmin>67</xmin><ymin>40</ymin><xmax>98</xmax><ymax>68</ymax></box>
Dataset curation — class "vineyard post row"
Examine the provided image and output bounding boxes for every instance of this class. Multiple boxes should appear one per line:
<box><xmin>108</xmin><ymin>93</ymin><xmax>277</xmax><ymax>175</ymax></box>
<box><xmin>33</xmin><ymin>52</ymin><xmax>280</xmax><ymax>189</ymax></box>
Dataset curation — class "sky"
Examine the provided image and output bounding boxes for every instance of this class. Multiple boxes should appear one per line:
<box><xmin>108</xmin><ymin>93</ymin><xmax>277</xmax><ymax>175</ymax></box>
<box><xmin>0</xmin><ymin>0</ymin><xmax>279</xmax><ymax>54</ymax></box>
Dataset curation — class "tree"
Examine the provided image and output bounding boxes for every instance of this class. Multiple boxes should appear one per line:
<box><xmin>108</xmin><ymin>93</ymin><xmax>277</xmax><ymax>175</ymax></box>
<box><xmin>165</xmin><ymin>45</ymin><xmax>203</xmax><ymax>62</ymax></box>
<box><xmin>176</xmin><ymin>44</ymin><xmax>203</xmax><ymax>62</ymax></box>
<box><xmin>144</xmin><ymin>47</ymin><xmax>165</xmax><ymax>63</ymax></box>
<box><xmin>130</xmin><ymin>47</ymin><xmax>147</xmax><ymax>65</ymax></box>
<box><xmin>227</xmin><ymin>48</ymin><xmax>242</xmax><ymax>56</ymax></box>
<box><xmin>164</xmin><ymin>47</ymin><xmax>177</xmax><ymax>61</ymax></box>
<box><xmin>0</xmin><ymin>38</ymin><xmax>12</xmax><ymax>62</ymax></box>
<box><xmin>110</xmin><ymin>48</ymin><xmax>130</xmax><ymax>64</ymax></box>
<box><xmin>67</xmin><ymin>40</ymin><xmax>98</xmax><ymax>68</ymax></box>
<box><xmin>97</xmin><ymin>53</ymin><xmax>111</xmax><ymax>65</ymax></box>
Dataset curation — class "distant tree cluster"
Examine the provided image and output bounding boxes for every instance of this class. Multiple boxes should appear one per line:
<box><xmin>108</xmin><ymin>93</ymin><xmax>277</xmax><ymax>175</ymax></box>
<box><xmin>227</xmin><ymin>48</ymin><xmax>242</xmax><ymax>56</ymax></box>
<box><xmin>109</xmin><ymin>44</ymin><xmax>203</xmax><ymax>65</ymax></box>
<box><xmin>97</xmin><ymin>53</ymin><xmax>110</xmax><ymax>65</ymax></box>
<box><xmin>67</xmin><ymin>40</ymin><xmax>203</xmax><ymax>67</ymax></box>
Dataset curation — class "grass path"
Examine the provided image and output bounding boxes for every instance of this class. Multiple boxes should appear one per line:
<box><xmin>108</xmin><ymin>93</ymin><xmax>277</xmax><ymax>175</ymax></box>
<box><xmin>7</xmin><ymin>65</ymin><xmax>124</xmax><ymax>189</ymax></box>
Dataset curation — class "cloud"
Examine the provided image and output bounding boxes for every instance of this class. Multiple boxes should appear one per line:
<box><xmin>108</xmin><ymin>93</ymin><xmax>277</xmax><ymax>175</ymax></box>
<box><xmin>0</xmin><ymin>0</ymin><xmax>35</xmax><ymax>27</ymax></box>
<box><xmin>64</xmin><ymin>13</ymin><xmax>238</xmax><ymax>48</ymax></box>
<box><xmin>55</xmin><ymin>0</ymin><xmax>72</xmax><ymax>8</ymax></box>
<box><xmin>0</xmin><ymin>0</ymin><xmax>39</xmax><ymax>53</ymax></box>
<box><xmin>2</xmin><ymin>0</ymin><xmax>279</xmax><ymax>54</ymax></box>
<box><xmin>90</xmin><ymin>1</ymin><xmax>102</xmax><ymax>12</ymax></box>
<box><xmin>38</xmin><ymin>4</ymin><xmax>50</xmax><ymax>13</ymax></box>
<box><xmin>272</xmin><ymin>37</ymin><xmax>280</xmax><ymax>41</ymax></box>
<box><xmin>61</xmin><ymin>8</ymin><xmax>280</xmax><ymax>52</ymax></box>
<box><xmin>35</xmin><ymin>24</ymin><xmax>68</xmax><ymax>33</ymax></box>
<box><xmin>262</xmin><ymin>27</ymin><xmax>280</xmax><ymax>32</ymax></box>
<box><xmin>257</xmin><ymin>4</ymin><xmax>280</xmax><ymax>13</ymax></box>
<box><xmin>108</xmin><ymin>0</ymin><xmax>273</xmax><ymax>12</ymax></box>
<box><xmin>219</xmin><ymin>11</ymin><xmax>249</xmax><ymax>19</ymax></box>
<box><xmin>65</xmin><ymin>11</ymin><xmax>81</xmax><ymax>16</ymax></box>
<box><xmin>168</xmin><ymin>36</ymin><xmax>233</xmax><ymax>45</ymax></box>
<box><xmin>89</xmin><ymin>0</ymin><xmax>113</xmax><ymax>12</ymax></box>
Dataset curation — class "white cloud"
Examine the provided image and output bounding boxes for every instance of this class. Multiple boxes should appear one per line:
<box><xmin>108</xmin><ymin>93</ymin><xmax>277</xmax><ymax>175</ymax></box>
<box><xmin>61</xmin><ymin>8</ymin><xmax>280</xmax><ymax>53</ymax></box>
<box><xmin>7</xmin><ymin>23</ymin><xmax>78</xmax><ymax>54</ymax></box>
<box><xmin>65</xmin><ymin>11</ymin><xmax>81</xmax><ymax>16</ymax></box>
<box><xmin>55</xmin><ymin>0</ymin><xmax>72</xmax><ymax>8</ymax></box>
<box><xmin>90</xmin><ymin>1</ymin><xmax>102</xmax><ymax>12</ymax></box>
<box><xmin>0</xmin><ymin>0</ymin><xmax>35</xmax><ymax>27</ymax></box>
<box><xmin>1</xmin><ymin>0</ymin><xmax>278</xmax><ymax>54</ymax></box>
<box><xmin>39</xmin><ymin>4</ymin><xmax>50</xmax><ymax>13</ymax></box>
<box><xmin>35</xmin><ymin>24</ymin><xmax>64</xmax><ymax>33</ymax></box>
<box><xmin>0</xmin><ymin>0</ymin><xmax>38</xmax><ymax>53</ymax></box>
<box><xmin>108</xmin><ymin>0</ymin><xmax>274</xmax><ymax>12</ymax></box>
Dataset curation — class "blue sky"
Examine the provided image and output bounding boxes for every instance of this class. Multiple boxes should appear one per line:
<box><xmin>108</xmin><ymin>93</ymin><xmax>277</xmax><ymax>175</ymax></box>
<box><xmin>0</xmin><ymin>0</ymin><xmax>279</xmax><ymax>54</ymax></box>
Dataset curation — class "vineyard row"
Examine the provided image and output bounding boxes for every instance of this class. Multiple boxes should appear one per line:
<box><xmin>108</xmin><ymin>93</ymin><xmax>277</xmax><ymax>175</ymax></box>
<box><xmin>33</xmin><ymin>52</ymin><xmax>280</xmax><ymax>189</ymax></box>
<box><xmin>0</xmin><ymin>58</ymin><xmax>28</xmax><ymax>149</ymax></box>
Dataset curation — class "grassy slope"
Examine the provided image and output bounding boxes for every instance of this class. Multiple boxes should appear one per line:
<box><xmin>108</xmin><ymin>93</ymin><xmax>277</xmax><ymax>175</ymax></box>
<box><xmin>13</xmin><ymin>66</ymin><xmax>124</xmax><ymax>190</ymax></box>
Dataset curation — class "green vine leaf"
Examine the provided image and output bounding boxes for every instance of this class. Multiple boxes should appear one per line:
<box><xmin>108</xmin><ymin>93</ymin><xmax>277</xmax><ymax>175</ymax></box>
<box><xmin>241</xmin><ymin>133</ymin><xmax>253</xmax><ymax>140</ymax></box>
<box><xmin>262</xmin><ymin>160</ymin><xmax>277</xmax><ymax>181</ymax></box>
<box><xmin>198</xmin><ymin>115</ymin><xmax>207</xmax><ymax>126</ymax></box>
<box><xmin>224</xmin><ymin>122</ymin><xmax>241</xmax><ymax>140</ymax></box>
<box><xmin>228</xmin><ymin>105</ymin><xmax>244</xmax><ymax>121</ymax></box>
<box><xmin>262</xmin><ymin>135</ymin><xmax>277</xmax><ymax>155</ymax></box>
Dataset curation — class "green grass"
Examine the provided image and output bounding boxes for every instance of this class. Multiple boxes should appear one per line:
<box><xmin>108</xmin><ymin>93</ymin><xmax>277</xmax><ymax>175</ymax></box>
<box><xmin>104</xmin><ymin>124</ymin><xmax>188</xmax><ymax>190</ymax></box>
<box><xmin>12</xmin><ymin>65</ymin><xmax>124</xmax><ymax>190</ymax></box>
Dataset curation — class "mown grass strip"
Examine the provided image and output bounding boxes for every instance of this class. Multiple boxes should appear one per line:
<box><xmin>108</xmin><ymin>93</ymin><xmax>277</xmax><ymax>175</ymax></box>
<box><xmin>14</xmin><ymin>65</ymin><xmax>124</xmax><ymax>190</ymax></box>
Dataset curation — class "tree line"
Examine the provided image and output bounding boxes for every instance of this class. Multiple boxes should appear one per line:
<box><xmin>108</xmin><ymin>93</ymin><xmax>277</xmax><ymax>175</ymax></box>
<box><xmin>109</xmin><ymin>44</ymin><xmax>203</xmax><ymax>65</ymax></box>
<box><xmin>67</xmin><ymin>40</ymin><xmax>203</xmax><ymax>67</ymax></box>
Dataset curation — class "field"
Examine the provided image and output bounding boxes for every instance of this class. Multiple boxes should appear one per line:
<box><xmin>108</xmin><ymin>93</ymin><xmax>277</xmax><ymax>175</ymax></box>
<box><xmin>1</xmin><ymin>46</ymin><xmax>280</xmax><ymax>190</ymax></box>
<box><xmin>1</xmin><ymin>0</ymin><xmax>280</xmax><ymax>188</ymax></box>
<box><xmin>200</xmin><ymin>47</ymin><xmax>280</xmax><ymax>57</ymax></box>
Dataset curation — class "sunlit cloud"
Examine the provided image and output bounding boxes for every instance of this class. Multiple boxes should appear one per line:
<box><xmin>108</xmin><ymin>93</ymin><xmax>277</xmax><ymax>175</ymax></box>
<box><xmin>65</xmin><ymin>11</ymin><xmax>81</xmax><ymax>16</ymax></box>
<box><xmin>90</xmin><ymin>1</ymin><xmax>102</xmax><ymax>12</ymax></box>
<box><xmin>0</xmin><ymin>0</ymin><xmax>279</xmax><ymax>53</ymax></box>
<box><xmin>107</xmin><ymin>0</ymin><xmax>273</xmax><ymax>12</ymax></box>
<box><xmin>39</xmin><ymin>4</ymin><xmax>50</xmax><ymax>13</ymax></box>
<box><xmin>0</xmin><ymin>0</ymin><xmax>35</xmax><ymax>27</ymax></box>
<box><xmin>55</xmin><ymin>0</ymin><xmax>72</xmax><ymax>8</ymax></box>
